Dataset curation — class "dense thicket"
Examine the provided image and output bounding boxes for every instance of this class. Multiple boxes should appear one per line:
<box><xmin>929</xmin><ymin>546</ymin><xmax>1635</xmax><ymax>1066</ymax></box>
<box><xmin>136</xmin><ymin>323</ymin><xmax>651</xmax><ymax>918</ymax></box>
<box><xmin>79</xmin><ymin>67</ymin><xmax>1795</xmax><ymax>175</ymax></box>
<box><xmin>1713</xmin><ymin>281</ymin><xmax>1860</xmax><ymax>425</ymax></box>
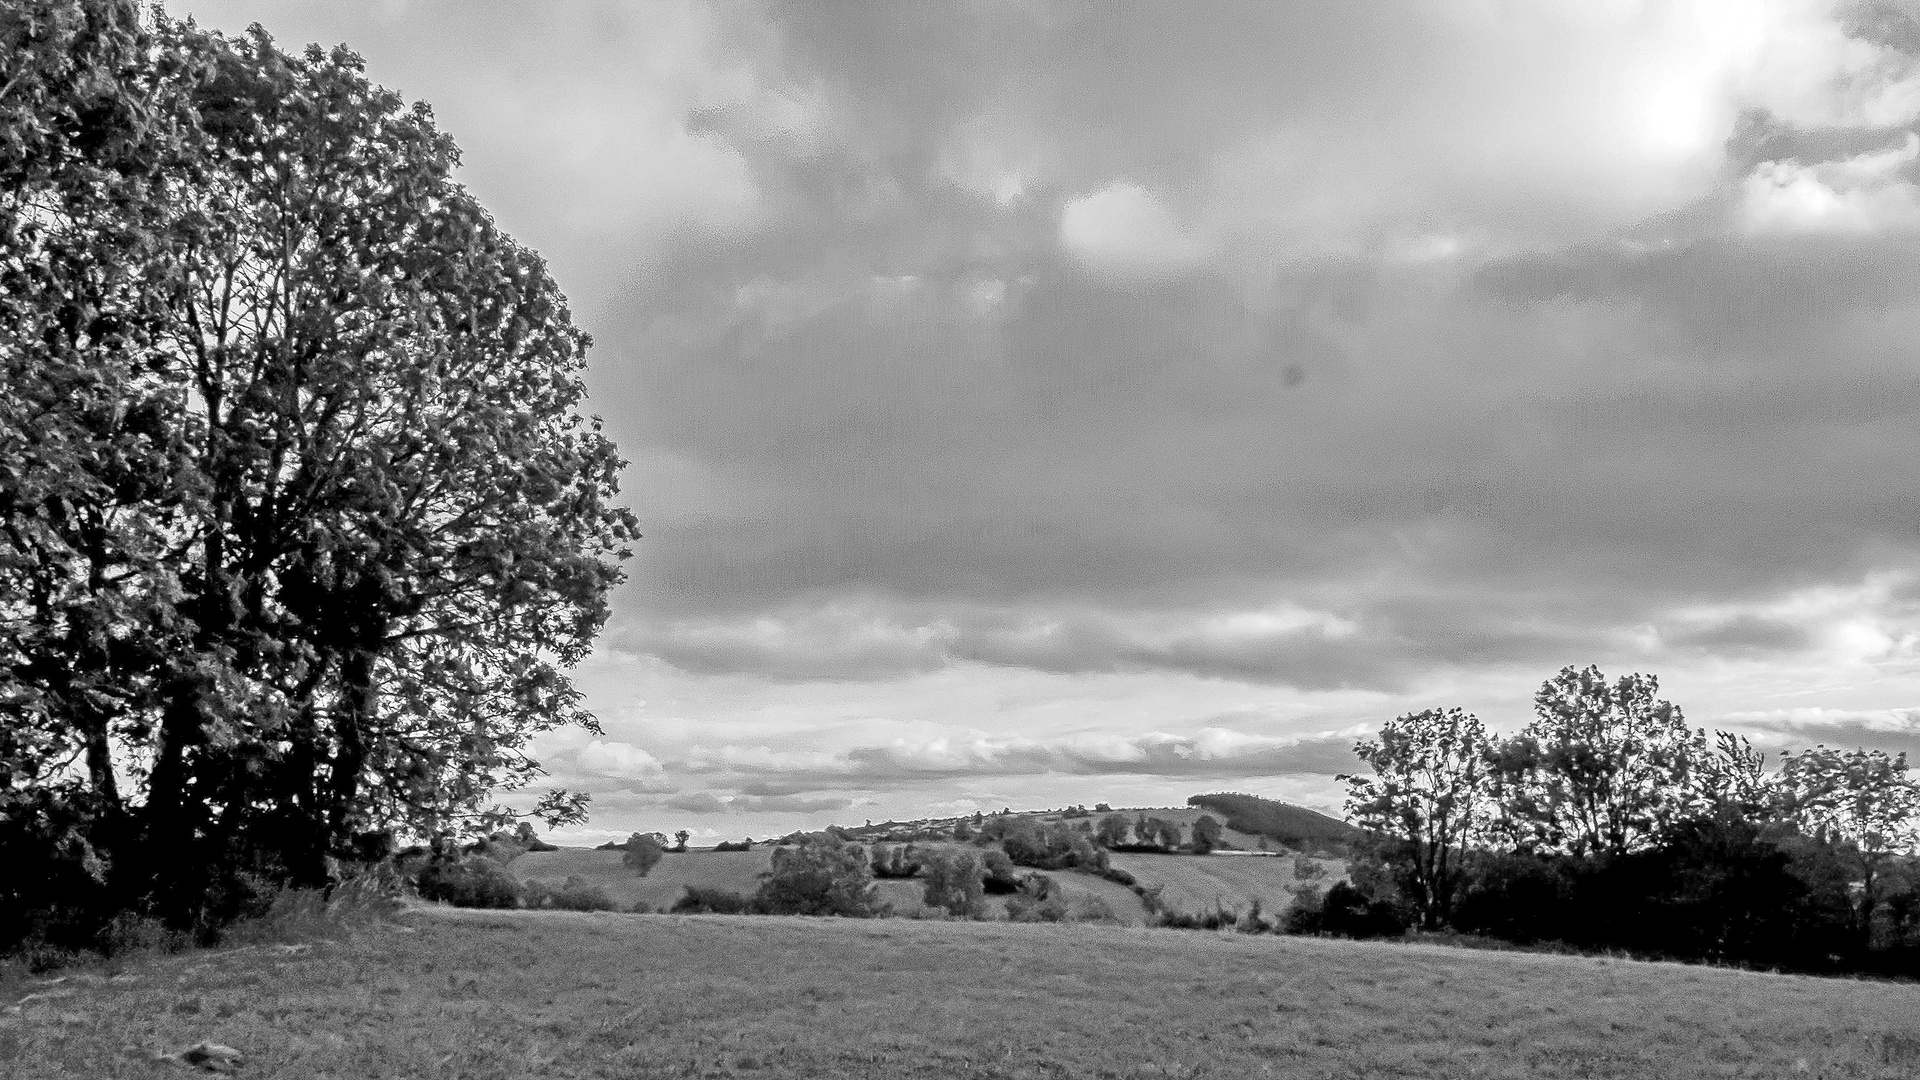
<box><xmin>1</xmin><ymin>1</ymin><xmax>634</xmax><ymax>951</ymax></box>
<box><xmin>1338</xmin><ymin>666</ymin><xmax>1920</xmax><ymax>975</ymax></box>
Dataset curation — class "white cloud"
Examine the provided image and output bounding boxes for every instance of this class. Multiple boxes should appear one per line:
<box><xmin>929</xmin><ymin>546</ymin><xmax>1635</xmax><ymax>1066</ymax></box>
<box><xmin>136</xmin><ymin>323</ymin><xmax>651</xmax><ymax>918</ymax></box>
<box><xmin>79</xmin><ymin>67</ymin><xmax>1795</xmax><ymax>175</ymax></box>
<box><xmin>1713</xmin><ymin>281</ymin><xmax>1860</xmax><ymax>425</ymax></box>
<box><xmin>577</xmin><ymin>740</ymin><xmax>667</xmax><ymax>779</ymax></box>
<box><xmin>1741</xmin><ymin>135</ymin><xmax>1920</xmax><ymax>235</ymax></box>
<box><xmin>1060</xmin><ymin>182</ymin><xmax>1216</xmax><ymax>279</ymax></box>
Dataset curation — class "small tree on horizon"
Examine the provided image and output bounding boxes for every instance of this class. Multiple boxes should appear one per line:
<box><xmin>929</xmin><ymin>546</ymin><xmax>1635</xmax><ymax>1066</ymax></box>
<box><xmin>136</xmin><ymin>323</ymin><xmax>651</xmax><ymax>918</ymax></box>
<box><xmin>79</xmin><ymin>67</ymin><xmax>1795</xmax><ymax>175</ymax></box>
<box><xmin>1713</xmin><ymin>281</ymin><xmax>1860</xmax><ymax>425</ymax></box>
<box><xmin>623</xmin><ymin>833</ymin><xmax>667</xmax><ymax>877</ymax></box>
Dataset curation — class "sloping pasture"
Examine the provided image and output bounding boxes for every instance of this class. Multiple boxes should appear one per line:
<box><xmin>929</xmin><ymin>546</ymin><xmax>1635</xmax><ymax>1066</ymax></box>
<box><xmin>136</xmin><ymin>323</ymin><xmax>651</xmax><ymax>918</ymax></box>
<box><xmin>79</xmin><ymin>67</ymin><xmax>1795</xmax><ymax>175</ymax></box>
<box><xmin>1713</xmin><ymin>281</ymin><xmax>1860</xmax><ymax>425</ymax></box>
<box><xmin>1110</xmin><ymin>851</ymin><xmax>1341</xmax><ymax>918</ymax></box>
<box><xmin>512</xmin><ymin>848</ymin><xmax>772</xmax><ymax>912</ymax></box>
<box><xmin>10</xmin><ymin>906</ymin><xmax>1919</xmax><ymax>1079</ymax></box>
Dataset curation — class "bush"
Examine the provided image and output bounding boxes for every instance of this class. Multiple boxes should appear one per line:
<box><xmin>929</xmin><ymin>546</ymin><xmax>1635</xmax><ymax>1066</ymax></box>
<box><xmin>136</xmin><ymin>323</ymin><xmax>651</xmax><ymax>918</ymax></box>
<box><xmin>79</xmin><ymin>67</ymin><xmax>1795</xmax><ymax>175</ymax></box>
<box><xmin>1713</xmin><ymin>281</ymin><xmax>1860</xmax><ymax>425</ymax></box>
<box><xmin>871</xmin><ymin>843</ymin><xmax>923</xmax><ymax>879</ymax></box>
<box><xmin>921</xmin><ymin>849</ymin><xmax>988</xmax><ymax>917</ymax></box>
<box><xmin>713</xmin><ymin>839</ymin><xmax>754</xmax><ymax>852</ymax></box>
<box><xmin>622</xmin><ymin>833</ymin><xmax>667</xmax><ymax>877</ymax></box>
<box><xmin>1293</xmin><ymin>856</ymin><xmax>1327</xmax><ymax>881</ymax></box>
<box><xmin>1190</xmin><ymin>815</ymin><xmax>1224</xmax><ymax>854</ymax></box>
<box><xmin>1284</xmin><ymin>881</ymin><xmax>1405</xmax><ymax>938</ymax></box>
<box><xmin>1001</xmin><ymin>820</ymin><xmax>1108</xmax><ymax>871</ymax></box>
<box><xmin>1156</xmin><ymin>902</ymin><xmax>1239</xmax><ymax>930</ymax></box>
<box><xmin>521</xmin><ymin>876</ymin><xmax>617</xmax><ymax>912</ymax></box>
<box><xmin>671</xmin><ymin>886</ymin><xmax>751</xmax><ymax>914</ymax></box>
<box><xmin>1005</xmin><ymin>873</ymin><xmax>1070</xmax><ymax>922</ymax></box>
<box><xmin>416</xmin><ymin>856</ymin><xmax>522</xmax><ymax>909</ymax></box>
<box><xmin>753</xmin><ymin>836</ymin><xmax>886</xmax><ymax>917</ymax></box>
<box><xmin>981</xmin><ymin>849</ymin><xmax>1020</xmax><ymax>894</ymax></box>
<box><xmin>1097</xmin><ymin>865</ymin><xmax>1137</xmax><ymax>887</ymax></box>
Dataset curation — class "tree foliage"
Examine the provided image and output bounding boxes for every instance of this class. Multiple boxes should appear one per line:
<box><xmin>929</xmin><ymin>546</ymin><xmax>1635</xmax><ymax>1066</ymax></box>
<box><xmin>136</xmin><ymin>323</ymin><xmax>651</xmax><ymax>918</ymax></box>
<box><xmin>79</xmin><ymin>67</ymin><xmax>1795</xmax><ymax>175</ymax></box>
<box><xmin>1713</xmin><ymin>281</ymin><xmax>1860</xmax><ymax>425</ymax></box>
<box><xmin>622</xmin><ymin>833</ymin><xmax>666</xmax><ymax>878</ymax></box>
<box><xmin>1778</xmin><ymin>746</ymin><xmax>1920</xmax><ymax>947</ymax></box>
<box><xmin>1333</xmin><ymin>663</ymin><xmax>1920</xmax><ymax>974</ymax></box>
<box><xmin>752</xmin><ymin>835</ymin><xmax>884</xmax><ymax>917</ymax></box>
<box><xmin>919</xmin><ymin>848</ymin><xmax>985</xmax><ymax>917</ymax></box>
<box><xmin>1</xmin><ymin>1</ymin><xmax>635</xmax><ymax>939</ymax></box>
<box><xmin>1494</xmin><ymin>667</ymin><xmax>1703</xmax><ymax>858</ymax></box>
<box><xmin>1342</xmin><ymin>707</ymin><xmax>1491</xmax><ymax>929</ymax></box>
<box><xmin>1189</xmin><ymin>814</ymin><xmax>1223</xmax><ymax>854</ymax></box>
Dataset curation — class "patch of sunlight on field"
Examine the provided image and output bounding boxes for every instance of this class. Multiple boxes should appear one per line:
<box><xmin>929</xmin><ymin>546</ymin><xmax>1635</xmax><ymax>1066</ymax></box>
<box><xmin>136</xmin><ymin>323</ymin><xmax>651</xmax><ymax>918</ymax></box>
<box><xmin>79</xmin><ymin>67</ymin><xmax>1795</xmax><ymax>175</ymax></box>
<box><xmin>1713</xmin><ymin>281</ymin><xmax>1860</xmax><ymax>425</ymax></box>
<box><xmin>8</xmin><ymin>908</ymin><xmax>1919</xmax><ymax>1080</ymax></box>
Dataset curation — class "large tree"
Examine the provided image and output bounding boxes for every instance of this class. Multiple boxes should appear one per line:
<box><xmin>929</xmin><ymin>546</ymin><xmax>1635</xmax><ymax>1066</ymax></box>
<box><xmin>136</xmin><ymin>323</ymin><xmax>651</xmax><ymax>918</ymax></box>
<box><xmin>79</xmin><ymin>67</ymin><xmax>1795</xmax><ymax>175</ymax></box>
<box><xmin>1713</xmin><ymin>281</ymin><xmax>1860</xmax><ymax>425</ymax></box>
<box><xmin>1342</xmin><ymin>707</ymin><xmax>1491</xmax><ymax>930</ymax></box>
<box><xmin>1493</xmin><ymin>666</ymin><xmax>1703</xmax><ymax>859</ymax></box>
<box><xmin>1</xmin><ymin>2</ymin><xmax>635</xmax><ymax>929</ymax></box>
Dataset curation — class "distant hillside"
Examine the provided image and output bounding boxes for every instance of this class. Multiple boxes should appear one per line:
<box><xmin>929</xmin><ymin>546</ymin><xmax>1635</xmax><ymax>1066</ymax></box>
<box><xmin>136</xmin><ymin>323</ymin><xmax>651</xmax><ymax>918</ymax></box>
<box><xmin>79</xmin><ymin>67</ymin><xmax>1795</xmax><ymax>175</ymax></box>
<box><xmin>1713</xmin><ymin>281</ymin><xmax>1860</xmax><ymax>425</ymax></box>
<box><xmin>1186</xmin><ymin>793</ymin><xmax>1361</xmax><ymax>850</ymax></box>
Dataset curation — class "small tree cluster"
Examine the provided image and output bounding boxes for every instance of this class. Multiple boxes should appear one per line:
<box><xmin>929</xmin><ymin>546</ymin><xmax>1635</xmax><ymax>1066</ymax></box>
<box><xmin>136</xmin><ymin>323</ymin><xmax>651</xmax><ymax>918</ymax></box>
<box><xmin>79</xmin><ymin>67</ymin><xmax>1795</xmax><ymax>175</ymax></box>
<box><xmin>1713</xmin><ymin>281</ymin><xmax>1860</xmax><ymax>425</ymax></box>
<box><xmin>751</xmin><ymin>834</ymin><xmax>885</xmax><ymax>917</ymax></box>
<box><xmin>919</xmin><ymin>848</ymin><xmax>987</xmax><ymax>917</ymax></box>
<box><xmin>1337</xmin><ymin>664</ymin><xmax>1920</xmax><ymax>972</ymax></box>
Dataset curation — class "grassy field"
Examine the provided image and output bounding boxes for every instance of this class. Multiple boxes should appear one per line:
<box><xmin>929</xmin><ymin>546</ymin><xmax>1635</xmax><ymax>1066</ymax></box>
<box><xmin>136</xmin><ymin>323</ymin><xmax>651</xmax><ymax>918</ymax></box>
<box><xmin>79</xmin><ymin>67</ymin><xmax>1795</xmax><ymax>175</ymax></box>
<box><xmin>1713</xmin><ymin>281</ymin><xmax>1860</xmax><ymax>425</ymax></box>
<box><xmin>1109</xmin><ymin>852</ymin><xmax>1340</xmax><ymax>919</ymax></box>
<box><xmin>4</xmin><ymin>906</ymin><xmax>1918</xmax><ymax>1079</ymax></box>
<box><xmin>514</xmin><ymin>847</ymin><xmax>1157</xmax><ymax>923</ymax></box>
<box><xmin>513</xmin><ymin>844</ymin><xmax>1323</xmax><ymax>924</ymax></box>
<box><xmin>513</xmin><ymin>848</ymin><xmax>775</xmax><ymax>912</ymax></box>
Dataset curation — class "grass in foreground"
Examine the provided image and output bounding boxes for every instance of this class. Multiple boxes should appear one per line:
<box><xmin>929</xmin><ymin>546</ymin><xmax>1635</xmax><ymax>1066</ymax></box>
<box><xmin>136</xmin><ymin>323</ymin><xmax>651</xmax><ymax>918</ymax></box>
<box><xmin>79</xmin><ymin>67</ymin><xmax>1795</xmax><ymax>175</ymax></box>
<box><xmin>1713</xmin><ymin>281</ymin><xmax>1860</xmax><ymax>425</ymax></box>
<box><xmin>3</xmin><ymin>906</ymin><xmax>1918</xmax><ymax>1079</ymax></box>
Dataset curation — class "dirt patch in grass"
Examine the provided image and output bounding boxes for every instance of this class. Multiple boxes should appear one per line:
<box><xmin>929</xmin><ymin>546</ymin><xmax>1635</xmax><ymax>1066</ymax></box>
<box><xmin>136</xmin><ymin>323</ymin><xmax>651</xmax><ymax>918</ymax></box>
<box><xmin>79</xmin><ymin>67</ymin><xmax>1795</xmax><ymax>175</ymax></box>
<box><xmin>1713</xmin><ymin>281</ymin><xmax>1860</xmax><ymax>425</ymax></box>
<box><xmin>5</xmin><ymin>906</ymin><xmax>1918</xmax><ymax>1079</ymax></box>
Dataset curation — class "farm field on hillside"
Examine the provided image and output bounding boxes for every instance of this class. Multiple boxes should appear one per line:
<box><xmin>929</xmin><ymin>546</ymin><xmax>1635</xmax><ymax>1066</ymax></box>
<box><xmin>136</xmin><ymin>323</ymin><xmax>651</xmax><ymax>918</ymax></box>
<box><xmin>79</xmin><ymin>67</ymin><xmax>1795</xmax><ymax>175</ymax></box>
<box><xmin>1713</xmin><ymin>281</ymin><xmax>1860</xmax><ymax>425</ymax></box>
<box><xmin>518</xmin><ymin>847</ymin><xmax>1155</xmax><ymax>922</ymax></box>
<box><xmin>1110</xmin><ymin>851</ymin><xmax>1339</xmax><ymax>918</ymax></box>
<box><xmin>6</xmin><ymin>907</ymin><xmax>1918</xmax><ymax>1079</ymax></box>
<box><xmin>514</xmin><ymin>848</ymin><xmax>773</xmax><ymax>912</ymax></box>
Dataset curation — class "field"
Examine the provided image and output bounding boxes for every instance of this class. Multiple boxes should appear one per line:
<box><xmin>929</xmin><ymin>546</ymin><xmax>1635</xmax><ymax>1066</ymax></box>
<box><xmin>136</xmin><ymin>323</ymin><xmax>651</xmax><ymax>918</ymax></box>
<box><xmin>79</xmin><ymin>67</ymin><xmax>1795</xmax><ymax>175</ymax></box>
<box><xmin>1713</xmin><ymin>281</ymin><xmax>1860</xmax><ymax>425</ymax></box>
<box><xmin>513</xmin><ymin>848</ymin><xmax>775</xmax><ymax>912</ymax></box>
<box><xmin>1108</xmin><ymin>852</ymin><xmax>1338</xmax><ymax>919</ymax></box>
<box><xmin>5</xmin><ymin>906</ymin><xmax>1918</xmax><ymax>1079</ymax></box>
<box><xmin>512</xmin><ymin>845</ymin><xmax>1326</xmax><ymax>923</ymax></box>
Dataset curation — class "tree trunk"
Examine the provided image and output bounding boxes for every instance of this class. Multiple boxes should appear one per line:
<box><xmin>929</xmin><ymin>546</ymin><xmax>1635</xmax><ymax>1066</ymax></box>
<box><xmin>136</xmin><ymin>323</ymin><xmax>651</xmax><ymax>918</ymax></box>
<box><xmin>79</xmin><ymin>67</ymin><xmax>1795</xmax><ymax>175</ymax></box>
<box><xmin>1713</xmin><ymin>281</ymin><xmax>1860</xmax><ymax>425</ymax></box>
<box><xmin>327</xmin><ymin>647</ymin><xmax>375</xmax><ymax>850</ymax></box>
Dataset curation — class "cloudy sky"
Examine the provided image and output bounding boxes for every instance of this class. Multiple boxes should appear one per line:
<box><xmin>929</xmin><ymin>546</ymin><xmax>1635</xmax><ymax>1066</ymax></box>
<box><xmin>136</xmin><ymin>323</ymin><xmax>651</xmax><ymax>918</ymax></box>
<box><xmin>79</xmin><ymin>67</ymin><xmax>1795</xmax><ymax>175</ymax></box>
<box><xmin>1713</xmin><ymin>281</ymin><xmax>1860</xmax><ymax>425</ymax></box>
<box><xmin>173</xmin><ymin>0</ymin><xmax>1920</xmax><ymax>843</ymax></box>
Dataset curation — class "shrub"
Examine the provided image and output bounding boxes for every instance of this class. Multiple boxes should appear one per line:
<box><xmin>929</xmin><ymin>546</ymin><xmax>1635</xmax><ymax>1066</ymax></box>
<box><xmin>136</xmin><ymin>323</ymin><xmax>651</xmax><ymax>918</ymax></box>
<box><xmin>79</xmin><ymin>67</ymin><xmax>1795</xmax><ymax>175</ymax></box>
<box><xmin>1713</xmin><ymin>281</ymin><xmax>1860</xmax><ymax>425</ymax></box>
<box><xmin>1005</xmin><ymin>873</ymin><xmax>1070</xmax><ymax>922</ymax></box>
<box><xmin>514</xmin><ymin>822</ymin><xmax>559</xmax><ymax>852</ymax></box>
<box><xmin>1002</xmin><ymin>820</ymin><xmax>1108</xmax><ymax>871</ymax></box>
<box><xmin>622</xmin><ymin>833</ymin><xmax>667</xmax><ymax>877</ymax></box>
<box><xmin>753</xmin><ymin>836</ymin><xmax>886</xmax><ymax>917</ymax></box>
<box><xmin>1284</xmin><ymin>881</ymin><xmax>1405</xmax><ymax>939</ymax></box>
<box><xmin>981</xmin><ymin>849</ymin><xmax>1020</xmax><ymax>894</ymax></box>
<box><xmin>521</xmin><ymin>876</ymin><xmax>617</xmax><ymax>912</ymax></box>
<box><xmin>416</xmin><ymin>856</ymin><xmax>522</xmax><ymax>909</ymax></box>
<box><xmin>1190</xmin><ymin>815</ymin><xmax>1224</xmax><ymax>854</ymax></box>
<box><xmin>1068</xmin><ymin>894</ymin><xmax>1122</xmax><ymax>924</ymax></box>
<box><xmin>1293</xmin><ymin>856</ymin><xmax>1327</xmax><ymax>880</ymax></box>
<box><xmin>713</xmin><ymin>839</ymin><xmax>754</xmax><ymax>852</ymax></box>
<box><xmin>1157</xmin><ymin>902</ymin><xmax>1238</xmax><ymax>930</ymax></box>
<box><xmin>871</xmin><ymin>843</ymin><xmax>923</xmax><ymax>879</ymax></box>
<box><xmin>921</xmin><ymin>849</ymin><xmax>988</xmax><ymax>917</ymax></box>
<box><xmin>671</xmin><ymin>886</ymin><xmax>751</xmax><ymax>914</ymax></box>
<box><xmin>1097</xmin><ymin>865</ymin><xmax>1137</xmax><ymax>887</ymax></box>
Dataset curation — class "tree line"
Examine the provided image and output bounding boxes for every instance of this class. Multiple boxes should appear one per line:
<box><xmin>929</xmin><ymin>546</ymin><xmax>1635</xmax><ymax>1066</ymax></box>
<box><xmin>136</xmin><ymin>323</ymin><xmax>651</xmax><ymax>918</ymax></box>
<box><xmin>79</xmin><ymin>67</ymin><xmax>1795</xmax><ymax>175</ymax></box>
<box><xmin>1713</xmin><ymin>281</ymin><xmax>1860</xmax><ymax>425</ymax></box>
<box><xmin>2</xmin><ymin>1</ymin><xmax>634</xmax><ymax>954</ymax></box>
<box><xmin>1338</xmin><ymin>665</ymin><xmax>1920</xmax><ymax>975</ymax></box>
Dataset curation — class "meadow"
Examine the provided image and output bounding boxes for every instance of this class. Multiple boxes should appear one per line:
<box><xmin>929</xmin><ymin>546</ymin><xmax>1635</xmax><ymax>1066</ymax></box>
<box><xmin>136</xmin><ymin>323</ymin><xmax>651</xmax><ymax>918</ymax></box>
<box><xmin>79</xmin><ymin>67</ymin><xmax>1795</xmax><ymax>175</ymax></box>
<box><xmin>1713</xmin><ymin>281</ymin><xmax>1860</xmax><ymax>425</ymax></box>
<box><xmin>5</xmin><ymin>905</ymin><xmax>1917</xmax><ymax>1079</ymax></box>
<box><xmin>512</xmin><ymin>842</ymin><xmax>1331</xmax><ymax>925</ymax></box>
